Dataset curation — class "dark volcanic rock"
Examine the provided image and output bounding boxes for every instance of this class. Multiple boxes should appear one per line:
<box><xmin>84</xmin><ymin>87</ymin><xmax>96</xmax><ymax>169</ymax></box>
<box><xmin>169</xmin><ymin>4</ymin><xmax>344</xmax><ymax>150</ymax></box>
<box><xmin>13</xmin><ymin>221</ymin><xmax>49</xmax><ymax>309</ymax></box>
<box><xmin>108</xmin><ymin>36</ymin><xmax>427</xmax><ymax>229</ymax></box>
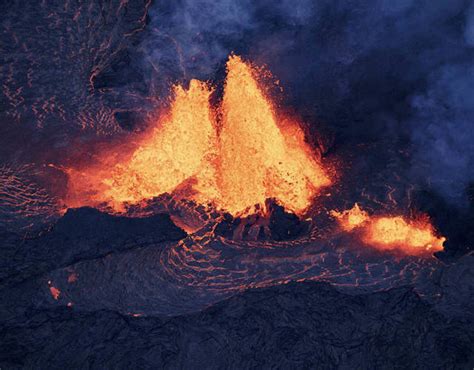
<box><xmin>413</xmin><ymin>189</ymin><xmax>474</xmax><ymax>259</ymax></box>
<box><xmin>267</xmin><ymin>199</ymin><xmax>310</xmax><ymax>241</ymax></box>
<box><xmin>0</xmin><ymin>207</ymin><xmax>187</xmax><ymax>288</ymax></box>
<box><xmin>54</xmin><ymin>207</ymin><xmax>185</xmax><ymax>242</ymax></box>
<box><xmin>114</xmin><ymin>110</ymin><xmax>146</xmax><ymax>131</ymax></box>
<box><xmin>215</xmin><ymin>199</ymin><xmax>310</xmax><ymax>241</ymax></box>
<box><xmin>0</xmin><ymin>282</ymin><xmax>472</xmax><ymax>369</ymax></box>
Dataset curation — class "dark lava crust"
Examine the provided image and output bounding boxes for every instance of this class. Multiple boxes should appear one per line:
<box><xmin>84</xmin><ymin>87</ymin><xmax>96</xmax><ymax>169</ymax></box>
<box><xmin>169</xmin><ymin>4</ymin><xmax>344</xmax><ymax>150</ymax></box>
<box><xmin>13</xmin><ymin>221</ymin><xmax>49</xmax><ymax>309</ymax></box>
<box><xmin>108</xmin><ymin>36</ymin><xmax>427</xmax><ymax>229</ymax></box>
<box><xmin>1</xmin><ymin>282</ymin><xmax>473</xmax><ymax>369</ymax></box>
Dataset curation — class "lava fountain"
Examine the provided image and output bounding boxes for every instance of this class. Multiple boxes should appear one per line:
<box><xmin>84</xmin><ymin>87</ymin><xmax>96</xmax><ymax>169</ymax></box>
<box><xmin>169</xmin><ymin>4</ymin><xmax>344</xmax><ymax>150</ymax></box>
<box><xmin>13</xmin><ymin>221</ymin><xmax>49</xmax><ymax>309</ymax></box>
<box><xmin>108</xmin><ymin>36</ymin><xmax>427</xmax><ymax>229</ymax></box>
<box><xmin>217</xmin><ymin>56</ymin><xmax>330</xmax><ymax>215</ymax></box>
<box><xmin>64</xmin><ymin>55</ymin><xmax>445</xmax><ymax>257</ymax></box>
<box><xmin>331</xmin><ymin>203</ymin><xmax>445</xmax><ymax>255</ymax></box>
<box><xmin>90</xmin><ymin>79</ymin><xmax>218</xmax><ymax>212</ymax></box>
<box><xmin>66</xmin><ymin>55</ymin><xmax>330</xmax><ymax>216</ymax></box>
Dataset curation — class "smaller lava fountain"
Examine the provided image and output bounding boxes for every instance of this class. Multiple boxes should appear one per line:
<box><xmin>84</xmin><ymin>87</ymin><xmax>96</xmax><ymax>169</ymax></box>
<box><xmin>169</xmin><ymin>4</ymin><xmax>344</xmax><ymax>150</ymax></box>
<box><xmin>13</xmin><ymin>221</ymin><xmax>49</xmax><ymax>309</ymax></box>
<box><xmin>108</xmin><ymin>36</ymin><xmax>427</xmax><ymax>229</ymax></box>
<box><xmin>331</xmin><ymin>203</ymin><xmax>445</xmax><ymax>255</ymax></box>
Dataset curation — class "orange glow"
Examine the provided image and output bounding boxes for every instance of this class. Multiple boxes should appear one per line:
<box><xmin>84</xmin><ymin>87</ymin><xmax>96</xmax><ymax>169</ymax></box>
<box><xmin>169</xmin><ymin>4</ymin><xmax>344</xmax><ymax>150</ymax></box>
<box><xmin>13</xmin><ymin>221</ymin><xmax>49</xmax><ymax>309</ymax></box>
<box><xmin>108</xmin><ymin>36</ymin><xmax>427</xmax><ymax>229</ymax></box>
<box><xmin>49</xmin><ymin>286</ymin><xmax>61</xmax><ymax>300</ymax></box>
<box><xmin>67</xmin><ymin>272</ymin><xmax>78</xmax><ymax>283</ymax></box>
<box><xmin>330</xmin><ymin>203</ymin><xmax>369</xmax><ymax>231</ymax></box>
<box><xmin>364</xmin><ymin>216</ymin><xmax>445</xmax><ymax>253</ymax></box>
<box><xmin>89</xmin><ymin>79</ymin><xmax>218</xmax><ymax>211</ymax></box>
<box><xmin>332</xmin><ymin>204</ymin><xmax>445</xmax><ymax>255</ymax></box>
<box><xmin>66</xmin><ymin>55</ymin><xmax>330</xmax><ymax>216</ymax></box>
<box><xmin>217</xmin><ymin>56</ymin><xmax>330</xmax><ymax>215</ymax></box>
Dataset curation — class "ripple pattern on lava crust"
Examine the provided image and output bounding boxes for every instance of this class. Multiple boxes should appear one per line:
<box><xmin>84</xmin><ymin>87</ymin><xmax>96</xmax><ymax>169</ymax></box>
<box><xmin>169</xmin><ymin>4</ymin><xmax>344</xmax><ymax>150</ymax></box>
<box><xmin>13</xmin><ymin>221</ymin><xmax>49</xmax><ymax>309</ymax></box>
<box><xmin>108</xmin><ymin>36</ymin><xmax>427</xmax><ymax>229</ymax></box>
<box><xmin>0</xmin><ymin>164</ymin><xmax>60</xmax><ymax>232</ymax></box>
<box><xmin>0</xmin><ymin>0</ymin><xmax>150</xmax><ymax>134</ymax></box>
<box><xmin>160</xmin><ymin>233</ymin><xmax>442</xmax><ymax>292</ymax></box>
<box><xmin>33</xmin><ymin>224</ymin><xmax>443</xmax><ymax>317</ymax></box>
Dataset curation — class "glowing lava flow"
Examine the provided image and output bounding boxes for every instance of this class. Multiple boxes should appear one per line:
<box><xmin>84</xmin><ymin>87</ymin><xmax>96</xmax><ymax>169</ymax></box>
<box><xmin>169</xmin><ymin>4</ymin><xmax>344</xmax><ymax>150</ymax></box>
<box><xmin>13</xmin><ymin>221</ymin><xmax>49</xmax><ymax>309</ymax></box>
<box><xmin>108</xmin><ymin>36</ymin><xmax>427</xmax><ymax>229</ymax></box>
<box><xmin>66</xmin><ymin>55</ymin><xmax>330</xmax><ymax>216</ymax></box>
<box><xmin>331</xmin><ymin>204</ymin><xmax>445</xmax><ymax>255</ymax></box>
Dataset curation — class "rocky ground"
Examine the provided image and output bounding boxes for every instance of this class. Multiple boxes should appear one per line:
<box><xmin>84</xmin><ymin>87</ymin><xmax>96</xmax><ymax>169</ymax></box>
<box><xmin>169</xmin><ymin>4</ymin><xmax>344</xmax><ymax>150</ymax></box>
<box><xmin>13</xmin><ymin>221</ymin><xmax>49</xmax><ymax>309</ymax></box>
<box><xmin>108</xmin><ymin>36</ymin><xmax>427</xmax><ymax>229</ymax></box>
<box><xmin>0</xmin><ymin>207</ymin><xmax>472</xmax><ymax>369</ymax></box>
<box><xmin>1</xmin><ymin>281</ymin><xmax>473</xmax><ymax>369</ymax></box>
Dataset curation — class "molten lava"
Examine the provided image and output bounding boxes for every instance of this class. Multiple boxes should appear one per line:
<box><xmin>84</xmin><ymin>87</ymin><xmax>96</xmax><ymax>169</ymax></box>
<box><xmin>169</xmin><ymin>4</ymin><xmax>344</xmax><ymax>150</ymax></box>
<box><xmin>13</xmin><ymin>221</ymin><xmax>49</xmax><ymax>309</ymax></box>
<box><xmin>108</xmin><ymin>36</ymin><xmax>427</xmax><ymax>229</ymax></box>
<box><xmin>332</xmin><ymin>204</ymin><xmax>445</xmax><ymax>255</ymax></box>
<box><xmin>94</xmin><ymin>80</ymin><xmax>218</xmax><ymax>211</ymax></box>
<box><xmin>66</xmin><ymin>55</ymin><xmax>330</xmax><ymax>216</ymax></box>
<box><xmin>218</xmin><ymin>56</ymin><xmax>330</xmax><ymax>215</ymax></box>
<box><xmin>330</xmin><ymin>203</ymin><xmax>369</xmax><ymax>231</ymax></box>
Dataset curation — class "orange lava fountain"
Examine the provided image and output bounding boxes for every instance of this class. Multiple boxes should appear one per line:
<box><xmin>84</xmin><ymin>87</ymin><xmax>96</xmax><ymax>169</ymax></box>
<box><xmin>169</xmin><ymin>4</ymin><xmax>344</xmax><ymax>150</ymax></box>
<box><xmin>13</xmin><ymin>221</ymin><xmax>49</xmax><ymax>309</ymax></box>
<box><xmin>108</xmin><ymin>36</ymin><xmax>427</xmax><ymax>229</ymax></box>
<box><xmin>331</xmin><ymin>204</ymin><xmax>446</xmax><ymax>255</ymax></box>
<box><xmin>218</xmin><ymin>56</ymin><xmax>330</xmax><ymax>215</ymax></box>
<box><xmin>101</xmin><ymin>80</ymin><xmax>218</xmax><ymax>210</ymax></box>
<box><xmin>66</xmin><ymin>55</ymin><xmax>330</xmax><ymax>216</ymax></box>
<box><xmin>330</xmin><ymin>203</ymin><xmax>369</xmax><ymax>231</ymax></box>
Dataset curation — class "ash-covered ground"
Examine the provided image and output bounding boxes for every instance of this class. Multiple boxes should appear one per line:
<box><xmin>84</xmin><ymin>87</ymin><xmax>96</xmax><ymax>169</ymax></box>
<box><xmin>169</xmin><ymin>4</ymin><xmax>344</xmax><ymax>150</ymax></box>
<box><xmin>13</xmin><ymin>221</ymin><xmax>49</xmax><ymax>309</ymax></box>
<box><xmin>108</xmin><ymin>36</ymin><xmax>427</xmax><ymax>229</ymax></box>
<box><xmin>1</xmin><ymin>0</ymin><xmax>474</xmax><ymax>368</ymax></box>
